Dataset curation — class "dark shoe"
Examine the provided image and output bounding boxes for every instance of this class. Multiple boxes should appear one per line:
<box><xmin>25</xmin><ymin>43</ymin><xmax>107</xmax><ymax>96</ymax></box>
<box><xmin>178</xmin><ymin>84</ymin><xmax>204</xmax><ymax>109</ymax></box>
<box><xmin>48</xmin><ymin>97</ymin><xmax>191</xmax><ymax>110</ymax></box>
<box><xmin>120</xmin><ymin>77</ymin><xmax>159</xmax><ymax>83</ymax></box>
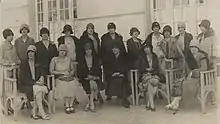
<box><xmin>106</xmin><ymin>97</ymin><xmax>112</xmax><ymax>101</ymax></box>
<box><xmin>151</xmin><ymin>108</ymin><xmax>156</xmax><ymax>112</ymax></box>
<box><xmin>122</xmin><ymin>99</ymin><xmax>130</xmax><ymax>108</ymax></box>
<box><xmin>74</xmin><ymin>99</ymin><xmax>79</xmax><ymax>104</ymax></box>
<box><xmin>98</xmin><ymin>93</ymin><xmax>104</xmax><ymax>104</ymax></box>
<box><xmin>146</xmin><ymin>106</ymin><xmax>151</xmax><ymax>111</ymax></box>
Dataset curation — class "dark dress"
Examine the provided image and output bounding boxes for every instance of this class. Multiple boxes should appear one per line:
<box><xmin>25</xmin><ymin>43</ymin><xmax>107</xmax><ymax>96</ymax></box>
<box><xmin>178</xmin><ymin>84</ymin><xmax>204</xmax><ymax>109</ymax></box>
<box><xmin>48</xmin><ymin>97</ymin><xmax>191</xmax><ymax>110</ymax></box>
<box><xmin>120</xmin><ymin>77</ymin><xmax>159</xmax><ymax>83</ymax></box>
<box><xmin>35</xmin><ymin>41</ymin><xmax>58</xmax><ymax>76</ymax></box>
<box><xmin>127</xmin><ymin>38</ymin><xmax>144</xmax><ymax>70</ymax></box>
<box><xmin>77</xmin><ymin>54</ymin><xmax>102</xmax><ymax>94</ymax></box>
<box><xmin>19</xmin><ymin>60</ymin><xmax>42</xmax><ymax>101</ymax></box>
<box><xmin>105</xmin><ymin>53</ymin><xmax>131</xmax><ymax>97</ymax></box>
<box><xmin>57</xmin><ymin>36</ymin><xmax>80</xmax><ymax>62</ymax></box>
<box><xmin>100</xmin><ymin>32</ymin><xmax>126</xmax><ymax>81</ymax></box>
<box><xmin>80</xmin><ymin>31</ymin><xmax>101</xmax><ymax>58</ymax></box>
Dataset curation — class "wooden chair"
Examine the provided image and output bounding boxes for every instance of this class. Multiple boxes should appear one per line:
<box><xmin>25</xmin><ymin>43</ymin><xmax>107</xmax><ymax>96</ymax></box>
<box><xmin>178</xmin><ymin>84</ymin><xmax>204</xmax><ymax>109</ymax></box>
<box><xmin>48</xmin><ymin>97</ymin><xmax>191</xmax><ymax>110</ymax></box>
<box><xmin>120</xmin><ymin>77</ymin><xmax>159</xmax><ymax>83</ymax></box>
<box><xmin>165</xmin><ymin>66</ymin><xmax>217</xmax><ymax>113</ymax></box>
<box><xmin>1</xmin><ymin>64</ymin><xmax>28</xmax><ymax>120</ymax></box>
<box><xmin>47</xmin><ymin>62</ymin><xmax>78</xmax><ymax>113</ymax></box>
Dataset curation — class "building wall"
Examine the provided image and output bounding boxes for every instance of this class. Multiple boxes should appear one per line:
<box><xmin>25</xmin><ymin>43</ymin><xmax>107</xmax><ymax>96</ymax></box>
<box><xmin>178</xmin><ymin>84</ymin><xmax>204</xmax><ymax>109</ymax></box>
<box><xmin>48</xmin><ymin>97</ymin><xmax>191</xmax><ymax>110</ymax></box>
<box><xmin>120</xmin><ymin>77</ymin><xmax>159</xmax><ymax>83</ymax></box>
<box><xmin>0</xmin><ymin>0</ymin><xmax>35</xmax><ymax>43</ymax></box>
<box><xmin>76</xmin><ymin>0</ymin><xmax>147</xmax><ymax>40</ymax></box>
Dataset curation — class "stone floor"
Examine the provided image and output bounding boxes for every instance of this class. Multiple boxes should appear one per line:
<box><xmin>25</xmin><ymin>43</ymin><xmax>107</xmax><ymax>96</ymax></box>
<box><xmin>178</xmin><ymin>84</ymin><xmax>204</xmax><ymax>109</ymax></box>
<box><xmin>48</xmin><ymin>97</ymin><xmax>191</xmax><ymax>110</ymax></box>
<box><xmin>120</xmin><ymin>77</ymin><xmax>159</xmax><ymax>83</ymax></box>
<box><xmin>1</xmin><ymin>98</ymin><xmax>218</xmax><ymax>124</ymax></box>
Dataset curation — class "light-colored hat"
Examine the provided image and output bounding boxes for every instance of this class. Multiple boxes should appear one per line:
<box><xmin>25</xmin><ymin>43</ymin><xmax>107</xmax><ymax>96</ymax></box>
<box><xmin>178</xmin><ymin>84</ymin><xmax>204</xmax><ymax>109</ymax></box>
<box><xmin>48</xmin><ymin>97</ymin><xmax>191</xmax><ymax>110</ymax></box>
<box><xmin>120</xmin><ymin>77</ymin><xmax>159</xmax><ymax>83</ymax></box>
<box><xmin>27</xmin><ymin>45</ymin><xmax>37</xmax><ymax>53</ymax></box>
<box><xmin>20</xmin><ymin>24</ymin><xmax>30</xmax><ymax>33</ymax></box>
<box><xmin>190</xmin><ymin>38</ymin><xmax>200</xmax><ymax>49</ymax></box>
<box><xmin>58</xmin><ymin>44</ymin><xmax>68</xmax><ymax>52</ymax></box>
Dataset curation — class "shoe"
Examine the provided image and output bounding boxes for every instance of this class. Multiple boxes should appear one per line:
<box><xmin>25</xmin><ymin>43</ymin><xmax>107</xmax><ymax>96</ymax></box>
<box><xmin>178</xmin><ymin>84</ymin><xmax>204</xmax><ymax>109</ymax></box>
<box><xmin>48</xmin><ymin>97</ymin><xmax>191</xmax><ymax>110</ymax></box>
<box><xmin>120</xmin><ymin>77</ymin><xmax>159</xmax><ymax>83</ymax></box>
<box><xmin>106</xmin><ymin>97</ymin><xmax>112</xmax><ymax>101</ymax></box>
<box><xmin>65</xmin><ymin>107</ymin><xmax>71</xmax><ymax>114</ymax></box>
<box><xmin>74</xmin><ymin>99</ymin><xmax>79</xmax><ymax>104</ymax></box>
<box><xmin>84</xmin><ymin>104</ymin><xmax>90</xmax><ymax>112</ymax></box>
<box><xmin>69</xmin><ymin>106</ymin><xmax>75</xmax><ymax>113</ymax></box>
<box><xmin>151</xmin><ymin>108</ymin><xmax>156</xmax><ymax>112</ymax></box>
<box><xmin>146</xmin><ymin>106</ymin><xmax>151</xmax><ymax>111</ymax></box>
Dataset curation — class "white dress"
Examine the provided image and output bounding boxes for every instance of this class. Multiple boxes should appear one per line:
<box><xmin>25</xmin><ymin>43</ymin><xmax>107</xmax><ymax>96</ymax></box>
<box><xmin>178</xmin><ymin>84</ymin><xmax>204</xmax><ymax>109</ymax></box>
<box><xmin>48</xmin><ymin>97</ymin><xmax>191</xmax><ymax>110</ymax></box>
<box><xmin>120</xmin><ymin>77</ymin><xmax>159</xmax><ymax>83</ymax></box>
<box><xmin>50</xmin><ymin>57</ymin><xmax>79</xmax><ymax>99</ymax></box>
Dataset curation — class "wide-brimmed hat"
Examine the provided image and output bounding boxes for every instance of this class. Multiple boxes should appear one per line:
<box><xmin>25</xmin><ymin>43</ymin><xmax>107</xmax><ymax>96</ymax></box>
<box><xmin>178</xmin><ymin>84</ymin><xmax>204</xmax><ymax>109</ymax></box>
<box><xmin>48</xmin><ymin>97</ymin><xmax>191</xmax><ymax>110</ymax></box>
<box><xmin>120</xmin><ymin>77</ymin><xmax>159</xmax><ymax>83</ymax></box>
<box><xmin>27</xmin><ymin>45</ymin><xmax>37</xmax><ymax>53</ymax></box>
<box><xmin>40</xmin><ymin>27</ymin><xmax>50</xmax><ymax>36</ymax></box>
<box><xmin>58</xmin><ymin>44</ymin><xmax>68</xmax><ymax>52</ymax></box>
<box><xmin>62</xmin><ymin>24</ymin><xmax>73</xmax><ymax>34</ymax></box>
<box><xmin>152</xmin><ymin>22</ymin><xmax>161</xmax><ymax>30</ymax></box>
<box><xmin>199</xmin><ymin>19</ymin><xmax>211</xmax><ymax>30</ymax></box>
<box><xmin>107</xmin><ymin>22</ymin><xmax>116</xmax><ymax>30</ymax></box>
<box><xmin>20</xmin><ymin>24</ymin><xmax>30</xmax><ymax>34</ymax></box>
<box><xmin>129</xmin><ymin>27</ymin><xmax>140</xmax><ymax>36</ymax></box>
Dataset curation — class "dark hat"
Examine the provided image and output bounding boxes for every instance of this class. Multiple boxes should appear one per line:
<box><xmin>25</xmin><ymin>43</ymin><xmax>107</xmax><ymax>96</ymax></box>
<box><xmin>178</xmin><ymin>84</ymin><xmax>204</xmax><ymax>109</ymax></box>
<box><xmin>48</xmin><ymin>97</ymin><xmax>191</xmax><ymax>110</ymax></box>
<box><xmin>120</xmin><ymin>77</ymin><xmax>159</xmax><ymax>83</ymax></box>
<box><xmin>162</xmin><ymin>25</ymin><xmax>172</xmax><ymax>35</ymax></box>
<box><xmin>152</xmin><ymin>22</ymin><xmax>161</xmax><ymax>30</ymax></box>
<box><xmin>84</xmin><ymin>42</ymin><xmax>93</xmax><ymax>50</ymax></box>
<box><xmin>142</xmin><ymin>42</ymin><xmax>153</xmax><ymax>51</ymax></box>
<box><xmin>62</xmin><ymin>24</ymin><xmax>73</xmax><ymax>34</ymax></box>
<box><xmin>40</xmin><ymin>27</ymin><xmax>50</xmax><ymax>37</ymax></box>
<box><xmin>107</xmin><ymin>22</ymin><xmax>116</xmax><ymax>29</ymax></box>
<box><xmin>129</xmin><ymin>27</ymin><xmax>140</xmax><ymax>36</ymax></box>
<box><xmin>199</xmin><ymin>19</ymin><xmax>211</xmax><ymax>30</ymax></box>
<box><xmin>86</xmin><ymin>23</ymin><xmax>95</xmax><ymax>30</ymax></box>
<box><xmin>2</xmin><ymin>29</ymin><xmax>14</xmax><ymax>39</ymax></box>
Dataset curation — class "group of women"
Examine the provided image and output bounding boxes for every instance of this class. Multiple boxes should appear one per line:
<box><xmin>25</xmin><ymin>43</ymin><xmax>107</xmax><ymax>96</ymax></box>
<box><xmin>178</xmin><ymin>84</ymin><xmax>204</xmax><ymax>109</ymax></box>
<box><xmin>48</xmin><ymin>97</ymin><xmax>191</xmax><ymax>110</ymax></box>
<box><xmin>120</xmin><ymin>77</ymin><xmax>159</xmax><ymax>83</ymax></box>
<box><xmin>0</xmin><ymin>19</ymin><xmax>216</xmax><ymax>120</ymax></box>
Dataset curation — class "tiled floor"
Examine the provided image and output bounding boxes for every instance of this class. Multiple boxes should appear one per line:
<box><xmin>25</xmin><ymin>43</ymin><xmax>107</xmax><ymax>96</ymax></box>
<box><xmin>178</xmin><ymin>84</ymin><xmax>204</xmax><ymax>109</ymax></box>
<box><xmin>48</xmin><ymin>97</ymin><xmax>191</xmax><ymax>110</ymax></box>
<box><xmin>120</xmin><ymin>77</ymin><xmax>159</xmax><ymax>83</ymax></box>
<box><xmin>1</xmin><ymin>98</ymin><xmax>218</xmax><ymax>124</ymax></box>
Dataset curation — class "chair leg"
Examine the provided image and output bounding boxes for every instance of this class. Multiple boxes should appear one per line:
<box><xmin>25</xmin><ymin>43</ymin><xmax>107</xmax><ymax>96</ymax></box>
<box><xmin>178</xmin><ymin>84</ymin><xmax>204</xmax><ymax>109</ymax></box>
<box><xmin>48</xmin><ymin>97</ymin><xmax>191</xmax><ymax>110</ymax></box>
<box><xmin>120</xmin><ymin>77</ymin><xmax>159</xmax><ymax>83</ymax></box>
<box><xmin>201</xmin><ymin>95</ymin><xmax>206</xmax><ymax>114</ymax></box>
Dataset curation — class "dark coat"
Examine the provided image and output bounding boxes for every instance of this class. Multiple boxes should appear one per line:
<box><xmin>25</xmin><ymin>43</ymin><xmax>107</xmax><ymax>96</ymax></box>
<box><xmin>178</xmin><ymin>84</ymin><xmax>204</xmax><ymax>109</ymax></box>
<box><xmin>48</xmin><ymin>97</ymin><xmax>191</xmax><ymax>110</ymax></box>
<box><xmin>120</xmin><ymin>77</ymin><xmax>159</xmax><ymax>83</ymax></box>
<box><xmin>105</xmin><ymin>53</ymin><xmax>131</xmax><ymax>97</ymax></box>
<box><xmin>35</xmin><ymin>41</ymin><xmax>58</xmax><ymax>76</ymax></box>
<box><xmin>80</xmin><ymin>31</ymin><xmax>101</xmax><ymax>58</ymax></box>
<box><xmin>137</xmin><ymin>52</ymin><xmax>160</xmax><ymax>75</ymax></box>
<box><xmin>127</xmin><ymin>38</ymin><xmax>144</xmax><ymax>69</ymax></box>
<box><xmin>100</xmin><ymin>32</ymin><xmax>126</xmax><ymax>68</ymax></box>
<box><xmin>77</xmin><ymin>54</ymin><xmax>102</xmax><ymax>94</ymax></box>
<box><xmin>19</xmin><ymin>60</ymin><xmax>42</xmax><ymax>101</ymax></box>
<box><xmin>175</xmin><ymin>32</ymin><xmax>196</xmax><ymax>70</ymax></box>
<box><xmin>57</xmin><ymin>35</ymin><xmax>80</xmax><ymax>62</ymax></box>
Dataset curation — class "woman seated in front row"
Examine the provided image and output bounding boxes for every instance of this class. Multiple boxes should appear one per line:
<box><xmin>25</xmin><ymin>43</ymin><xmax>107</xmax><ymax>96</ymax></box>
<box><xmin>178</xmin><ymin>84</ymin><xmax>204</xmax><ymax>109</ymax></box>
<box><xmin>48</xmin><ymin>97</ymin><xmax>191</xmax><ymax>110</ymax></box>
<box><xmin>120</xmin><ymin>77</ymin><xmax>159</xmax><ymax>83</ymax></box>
<box><xmin>105</xmin><ymin>43</ymin><xmax>131</xmax><ymax>108</ymax></box>
<box><xmin>77</xmin><ymin>42</ymin><xmax>102</xmax><ymax>112</ymax></box>
<box><xmin>50</xmin><ymin>44</ymin><xmax>79</xmax><ymax>114</ymax></box>
<box><xmin>138</xmin><ymin>43</ymin><xmax>161</xmax><ymax>112</ymax></box>
<box><xmin>19</xmin><ymin>45</ymin><xmax>50</xmax><ymax>120</ymax></box>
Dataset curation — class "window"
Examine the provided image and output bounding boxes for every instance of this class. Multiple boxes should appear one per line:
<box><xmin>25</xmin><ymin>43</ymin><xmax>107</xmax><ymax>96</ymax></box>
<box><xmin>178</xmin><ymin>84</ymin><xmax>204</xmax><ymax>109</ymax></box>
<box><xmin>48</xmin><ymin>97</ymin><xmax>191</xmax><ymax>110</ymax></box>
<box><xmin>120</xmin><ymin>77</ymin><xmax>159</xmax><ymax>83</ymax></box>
<box><xmin>153</xmin><ymin>0</ymin><xmax>165</xmax><ymax>10</ymax></box>
<box><xmin>48</xmin><ymin>0</ymin><xmax>57</xmax><ymax>22</ymax></box>
<box><xmin>73</xmin><ymin>0</ymin><xmax>77</xmax><ymax>18</ymax></box>
<box><xmin>37</xmin><ymin>0</ymin><xmax>43</xmax><ymax>22</ymax></box>
<box><xmin>174</xmin><ymin>0</ymin><xmax>189</xmax><ymax>7</ymax></box>
<box><xmin>60</xmin><ymin>0</ymin><xmax>69</xmax><ymax>20</ymax></box>
<box><xmin>198</xmin><ymin>0</ymin><xmax>205</xmax><ymax>4</ymax></box>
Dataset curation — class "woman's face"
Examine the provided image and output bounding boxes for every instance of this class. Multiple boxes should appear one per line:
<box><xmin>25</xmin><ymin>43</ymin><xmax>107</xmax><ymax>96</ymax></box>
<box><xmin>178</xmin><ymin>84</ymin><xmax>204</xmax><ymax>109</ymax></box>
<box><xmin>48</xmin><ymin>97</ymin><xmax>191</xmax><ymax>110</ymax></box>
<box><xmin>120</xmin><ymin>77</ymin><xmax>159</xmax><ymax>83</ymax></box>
<box><xmin>200</xmin><ymin>26</ymin><xmax>207</xmax><ymax>33</ymax></box>
<box><xmin>108</xmin><ymin>28</ymin><xmax>116</xmax><ymax>34</ymax></box>
<box><xmin>87</xmin><ymin>27</ymin><xmax>94</xmax><ymax>35</ymax></box>
<box><xmin>178</xmin><ymin>26</ymin><xmax>185</xmax><ymax>34</ymax></box>
<box><xmin>21</xmin><ymin>28</ymin><xmax>28</xmax><ymax>36</ymax></box>
<box><xmin>190</xmin><ymin>47</ymin><xmax>199</xmax><ymax>55</ymax></box>
<box><xmin>112</xmin><ymin>48</ymin><xmax>120</xmax><ymax>55</ymax></box>
<box><xmin>144</xmin><ymin>47</ymin><xmax>151</xmax><ymax>54</ymax></box>
<box><xmin>153</xmin><ymin>26</ymin><xmax>160</xmax><ymax>33</ymax></box>
<box><xmin>132</xmin><ymin>31</ymin><xmax>139</xmax><ymax>38</ymax></box>
<box><xmin>85</xmin><ymin>49</ymin><xmax>92</xmax><ymax>55</ymax></box>
<box><xmin>42</xmin><ymin>33</ymin><xmax>49</xmax><ymax>40</ymax></box>
<box><xmin>59</xmin><ymin>50</ymin><xmax>66</xmax><ymax>57</ymax></box>
<box><xmin>6</xmin><ymin>35</ymin><xmax>13</xmax><ymax>42</ymax></box>
<box><xmin>65</xmin><ymin>31</ymin><xmax>71</xmax><ymax>36</ymax></box>
<box><xmin>164</xmin><ymin>31</ymin><xmax>171</xmax><ymax>38</ymax></box>
<box><xmin>28</xmin><ymin>51</ymin><xmax>35</xmax><ymax>59</ymax></box>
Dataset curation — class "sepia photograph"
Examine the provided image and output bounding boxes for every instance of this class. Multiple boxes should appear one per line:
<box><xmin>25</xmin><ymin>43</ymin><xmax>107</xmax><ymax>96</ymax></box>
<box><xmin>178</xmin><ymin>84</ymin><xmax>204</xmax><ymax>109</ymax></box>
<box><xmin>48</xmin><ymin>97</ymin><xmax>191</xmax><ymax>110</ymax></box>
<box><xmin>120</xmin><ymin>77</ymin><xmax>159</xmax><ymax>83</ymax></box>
<box><xmin>0</xmin><ymin>0</ymin><xmax>220</xmax><ymax>124</ymax></box>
